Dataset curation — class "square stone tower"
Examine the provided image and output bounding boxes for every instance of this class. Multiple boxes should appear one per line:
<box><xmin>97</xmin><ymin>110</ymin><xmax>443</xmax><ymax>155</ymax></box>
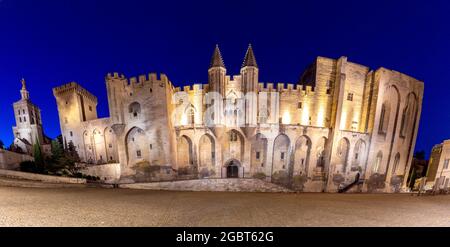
<box><xmin>12</xmin><ymin>79</ymin><xmax>45</xmax><ymax>151</ymax></box>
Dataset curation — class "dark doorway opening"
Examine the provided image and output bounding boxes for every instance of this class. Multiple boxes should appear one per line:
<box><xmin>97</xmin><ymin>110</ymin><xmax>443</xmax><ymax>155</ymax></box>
<box><xmin>227</xmin><ymin>161</ymin><xmax>239</xmax><ymax>178</ymax></box>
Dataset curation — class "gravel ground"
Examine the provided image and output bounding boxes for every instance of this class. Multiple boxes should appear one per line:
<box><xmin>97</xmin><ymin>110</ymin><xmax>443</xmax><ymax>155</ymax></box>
<box><xmin>0</xmin><ymin>186</ymin><xmax>449</xmax><ymax>227</ymax></box>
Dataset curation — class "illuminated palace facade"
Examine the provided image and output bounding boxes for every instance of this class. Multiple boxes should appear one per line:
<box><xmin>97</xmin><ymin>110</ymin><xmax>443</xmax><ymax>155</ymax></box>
<box><xmin>53</xmin><ymin>45</ymin><xmax>423</xmax><ymax>192</ymax></box>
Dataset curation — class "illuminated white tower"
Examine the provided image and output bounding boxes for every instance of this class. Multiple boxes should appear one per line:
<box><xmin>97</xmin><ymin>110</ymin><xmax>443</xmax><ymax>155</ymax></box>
<box><xmin>12</xmin><ymin>79</ymin><xmax>45</xmax><ymax>149</ymax></box>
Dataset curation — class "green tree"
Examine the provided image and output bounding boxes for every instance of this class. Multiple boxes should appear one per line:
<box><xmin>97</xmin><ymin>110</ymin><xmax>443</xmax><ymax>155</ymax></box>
<box><xmin>46</xmin><ymin>140</ymin><xmax>65</xmax><ymax>172</ymax></box>
<box><xmin>66</xmin><ymin>141</ymin><xmax>80</xmax><ymax>162</ymax></box>
<box><xmin>32</xmin><ymin>138</ymin><xmax>45</xmax><ymax>173</ymax></box>
<box><xmin>62</xmin><ymin>141</ymin><xmax>80</xmax><ymax>174</ymax></box>
<box><xmin>51</xmin><ymin>140</ymin><xmax>64</xmax><ymax>160</ymax></box>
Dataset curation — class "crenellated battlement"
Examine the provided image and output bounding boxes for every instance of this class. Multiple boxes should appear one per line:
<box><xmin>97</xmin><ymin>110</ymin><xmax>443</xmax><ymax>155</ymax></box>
<box><xmin>52</xmin><ymin>82</ymin><xmax>98</xmax><ymax>103</ymax></box>
<box><xmin>173</xmin><ymin>84</ymin><xmax>207</xmax><ymax>93</ymax></box>
<box><xmin>258</xmin><ymin>82</ymin><xmax>317</xmax><ymax>96</ymax></box>
<box><xmin>106</xmin><ymin>72</ymin><xmax>176</xmax><ymax>92</ymax></box>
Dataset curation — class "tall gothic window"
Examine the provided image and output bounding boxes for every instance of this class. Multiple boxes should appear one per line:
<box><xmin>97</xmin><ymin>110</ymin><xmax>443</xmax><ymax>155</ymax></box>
<box><xmin>229</xmin><ymin>131</ymin><xmax>238</xmax><ymax>142</ymax></box>
<box><xmin>188</xmin><ymin>109</ymin><xmax>195</xmax><ymax>124</ymax></box>
<box><xmin>392</xmin><ymin>153</ymin><xmax>400</xmax><ymax>174</ymax></box>
<box><xmin>374</xmin><ymin>152</ymin><xmax>383</xmax><ymax>173</ymax></box>
<box><xmin>400</xmin><ymin>96</ymin><xmax>416</xmax><ymax>138</ymax></box>
<box><xmin>317</xmin><ymin>149</ymin><xmax>325</xmax><ymax>168</ymax></box>
<box><xmin>378</xmin><ymin>103</ymin><xmax>390</xmax><ymax>134</ymax></box>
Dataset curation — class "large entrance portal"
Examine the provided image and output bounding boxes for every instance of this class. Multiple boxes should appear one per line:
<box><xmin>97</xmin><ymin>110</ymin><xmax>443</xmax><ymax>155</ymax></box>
<box><xmin>225</xmin><ymin>160</ymin><xmax>240</xmax><ymax>178</ymax></box>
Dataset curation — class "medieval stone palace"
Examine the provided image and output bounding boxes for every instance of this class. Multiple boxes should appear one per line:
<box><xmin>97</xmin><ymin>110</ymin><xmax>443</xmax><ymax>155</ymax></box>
<box><xmin>50</xmin><ymin>45</ymin><xmax>423</xmax><ymax>192</ymax></box>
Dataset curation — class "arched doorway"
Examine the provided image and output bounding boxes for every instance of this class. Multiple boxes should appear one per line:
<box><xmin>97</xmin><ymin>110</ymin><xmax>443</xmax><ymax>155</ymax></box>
<box><xmin>125</xmin><ymin>127</ymin><xmax>150</xmax><ymax>167</ymax></box>
<box><xmin>177</xmin><ymin>135</ymin><xmax>195</xmax><ymax>175</ymax></box>
<box><xmin>198</xmin><ymin>134</ymin><xmax>215</xmax><ymax>178</ymax></box>
<box><xmin>225</xmin><ymin>159</ymin><xmax>241</xmax><ymax>178</ymax></box>
<box><xmin>336</xmin><ymin>137</ymin><xmax>350</xmax><ymax>174</ymax></box>
<box><xmin>250</xmin><ymin>133</ymin><xmax>267</xmax><ymax>174</ymax></box>
<box><xmin>294</xmin><ymin>135</ymin><xmax>311</xmax><ymax>176</ymax></box>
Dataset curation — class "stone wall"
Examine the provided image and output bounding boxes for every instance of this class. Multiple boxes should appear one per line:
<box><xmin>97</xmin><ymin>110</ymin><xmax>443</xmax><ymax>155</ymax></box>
<box><xmin>80</xmin><ymin>163</ymin><xmax>121</xmax><ymax>183</ymax></box>
<box><xmin>0</xmin><ymin>149</ymin><xmax>33</xmax><ymax>170</ymax></box>
<box><xmin>0</xmin><ymin>169</ymin><xmax>86</xmax><ymax>184</ymax></box>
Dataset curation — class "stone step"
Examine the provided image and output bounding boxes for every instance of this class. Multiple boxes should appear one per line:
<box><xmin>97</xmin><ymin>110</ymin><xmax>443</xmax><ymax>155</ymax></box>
<box><xmin>120</xmin><ymin>178</ymin><xmax>293</xmax><ymax>193</ymax></box>
<box><xmin>0</xmin><ymin>177</ymin><xmax>88</xmax><ymax>189</ymax></box>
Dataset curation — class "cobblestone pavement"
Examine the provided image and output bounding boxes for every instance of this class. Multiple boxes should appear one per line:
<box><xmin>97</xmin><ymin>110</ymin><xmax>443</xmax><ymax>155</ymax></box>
<box><xmin>0</xmin><ymin>186</ymin><xmax>449</xmax><ymax>226</ymax></box>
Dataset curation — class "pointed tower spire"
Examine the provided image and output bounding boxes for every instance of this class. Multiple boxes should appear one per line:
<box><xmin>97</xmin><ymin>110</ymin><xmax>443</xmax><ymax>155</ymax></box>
<box><xmin>242</xmin><ymin>44</ymin><xmax>258</xmax><ymax>68</ymax></box>
<box><xmin>20</xmin><ymin>78</ymin><xmax>30</xmax><ymax>100</ymax></box>
<box><xmin>209</xmin><ymin>44</ymin><xmax>226</xmax><ymax>69</ymax></box>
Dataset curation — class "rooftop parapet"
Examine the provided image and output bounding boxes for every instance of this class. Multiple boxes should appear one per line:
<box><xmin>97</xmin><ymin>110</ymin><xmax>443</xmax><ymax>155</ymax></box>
<box><xmin>257</xmin><ymin>82</ymin><xmax>317</xmax><ymax>95</ymax></box>
<box><xmin>52</xmin><ymin>82</ymin><xmax>98</xmax><ymax>103</ymax></box>
<box><xmin>174</xmin><ymin>84</ymin><xmax>206</xmax><ymax>93</ymax></box>
<box><xmin>106</xmin><ymin>72</ymin><xmax>174</xmax><ymax>88</ymax></box>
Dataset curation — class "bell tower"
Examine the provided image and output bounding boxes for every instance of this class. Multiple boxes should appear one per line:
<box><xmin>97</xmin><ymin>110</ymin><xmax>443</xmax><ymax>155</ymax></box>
<box><xmin>240</xmin><ymin>44</ymin><xmax>259</xmax><ymax>125</ymax></box>
<box><xmin>12</xmin><ymin>78</ymin><xmax>45</xmax><ymax>148</ymax></box>
<box><xmin>208</xmin><ymin>44</ymin><xmax>227</xmax><ymax>97</ymax></box>
<box><xmin>240</xmin><ymin>44</ymin><xmax>259</xmax><ymax>93</ymax></box>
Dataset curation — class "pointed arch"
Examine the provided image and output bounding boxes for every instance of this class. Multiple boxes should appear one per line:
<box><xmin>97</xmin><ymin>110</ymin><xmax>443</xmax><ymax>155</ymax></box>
<box><xmin>404</xmin><ymin>92</ymin><xmax>421</xmax><ymax>176</ymax></box>
<box><xmin>92</xmin><ymin>128</ymin><xmax>105</xmax><ymax>163</ymax></box>
<box><xmin>392</xmin><ymin>153</ymin><xmax>401</xmax><ymax>175</ymax></box>
<box><xmin>198</xmin><ymin>134</ymin><xmax>215</xmax><ymax>177</ymax></box>
<box><xmin>184</xmin><ymin>104</ymin><xmax>197</xmax><ymax>125</ymax></box>
<box><xmin>272</xmin><ymin>134</ymin><xmax>291</xmax><ymax>173</ymax></box>
<box><xmin>250</xmin><ymin>133</ymin><xmax>268</xmax><ymax>174</ymax></box>
<box><xmin>294</xmin><ymin>135</ymin><xmax>312</xmax><ymax>176</ymax></box>
<box><xmin>382</xmin><ymin>84</ymin><xmax>401</xmax><ymax>178</ymax></box>
<box><xmin>128</xmin><ymin>102</ymin><xmax>141</xmax><ymax>118</ymax></box>
<box><xmin>104</xmin><ymin>127</ymin><xmax>117</xmax><ymax>162</ymax></box>
<box><xmin>373</xmin><ymin>151</ymin><xmax>383</xmax><ymax>173</ymax></box>
<box><xmin>400</xmin><ymin>93</ymin><xmax>418</xmax><ymax>138</ymax></box>
<box><xmin>125</xmin><ymin>127</ymin><xmax>149</xmax><ymax>166</ymax></box>
<box><xmin>336</xmin><ymin>137</ymin><xmax>350</xmax><ymax>174</ymax></box>
<box><xmin>225</xmin><ymin>129</ymin><xmax>245</xmax><ymax>162</ymax></box>
<box><xmin>177</xmin><ymin>135</ymin><xmax>194</xmax><ymax>174</ymax></box>
<box><xmin>83</xmin><ymin>130</ymin><xmax>93</xmax><ymax>163</ymax></box>
<box><xmin>351</xmin><ymin>139</ymin><xmax>366</xmax><ymax>171</ymax></box>
<box><xmin>316</xmin><ymin>137</ymin><xmax>327</xmax><ymax>169</ymax></box>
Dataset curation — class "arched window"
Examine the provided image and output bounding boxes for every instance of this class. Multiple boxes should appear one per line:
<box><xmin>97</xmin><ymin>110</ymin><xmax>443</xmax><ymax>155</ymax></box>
<box><xmin>378</xmin><ymin>103</ymin><xmax>390</xmax><ymax>134</ymax></box>
<box><xmin>316</xmin><ymin>138</ymin><xmax>327</xmax><ymax>168</ymax></box>
<box><xmin>399</xmin><ymin>107</ymin><xmax>408</xmax><ymax>137</ymax></box>
<box><xmin>188</xmin><ymin>108</ymin><xmax>195</xmax><ymax>124</ymax></box>
<box><xmin>374</xmin><ymin>152</ymin><xmax>383</xmax><ymax>173</ymax></box>
<box><xmin>400</xmin><ymin>94</ymin><xmax>417</xmax><ymax>138</ymax></box>
<box><xmin>393</xmin><ymin>153</ymin><xmax>400</xmax><ymax>174</ymax></box>
<box><xmin>229</xmin><ymin>131</ymin><xmax>238</xmax><ymax>142</ymax></box>
<box><xmin>128</xmin><ymin>102</ymin><xmax>141</xmax><ymax>118</ymax></box>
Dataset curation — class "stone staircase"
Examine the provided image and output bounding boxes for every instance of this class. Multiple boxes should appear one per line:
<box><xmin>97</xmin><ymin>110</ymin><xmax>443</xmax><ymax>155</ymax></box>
<box><xmin>120</xmin><ymin>178</ymin><xmax>293</xmax><ymax>193</ymax></box>
<box><xmin>0</xmin><ymin>177</ymin><xmax>88</xmax><ymax>189</ymax></box>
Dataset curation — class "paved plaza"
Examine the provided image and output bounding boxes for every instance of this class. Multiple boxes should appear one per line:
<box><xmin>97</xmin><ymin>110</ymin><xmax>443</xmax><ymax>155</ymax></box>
<box><xmin>0</xmin><ymin>186</ymin><xmax>449</xmax><ymax>227</ymax></box>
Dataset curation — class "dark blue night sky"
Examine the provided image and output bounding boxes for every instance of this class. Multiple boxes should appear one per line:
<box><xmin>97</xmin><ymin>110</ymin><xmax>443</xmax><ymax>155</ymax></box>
<box><xmin>0</xmin><ymin>0</ymin><xmax>449</xmax><ymax>157</ymax></box>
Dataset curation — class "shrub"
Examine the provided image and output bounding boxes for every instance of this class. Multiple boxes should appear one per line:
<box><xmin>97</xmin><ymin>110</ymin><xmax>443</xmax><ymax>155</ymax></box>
<box><xmin>19</xmin><ymin>161</ymin><xmax>46</xmax><ymax>174</ymax></box>
<box><xmin>20</xmin><ymin>161</ymin><xmax>38</xmax><ymax>173</ymax></box>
